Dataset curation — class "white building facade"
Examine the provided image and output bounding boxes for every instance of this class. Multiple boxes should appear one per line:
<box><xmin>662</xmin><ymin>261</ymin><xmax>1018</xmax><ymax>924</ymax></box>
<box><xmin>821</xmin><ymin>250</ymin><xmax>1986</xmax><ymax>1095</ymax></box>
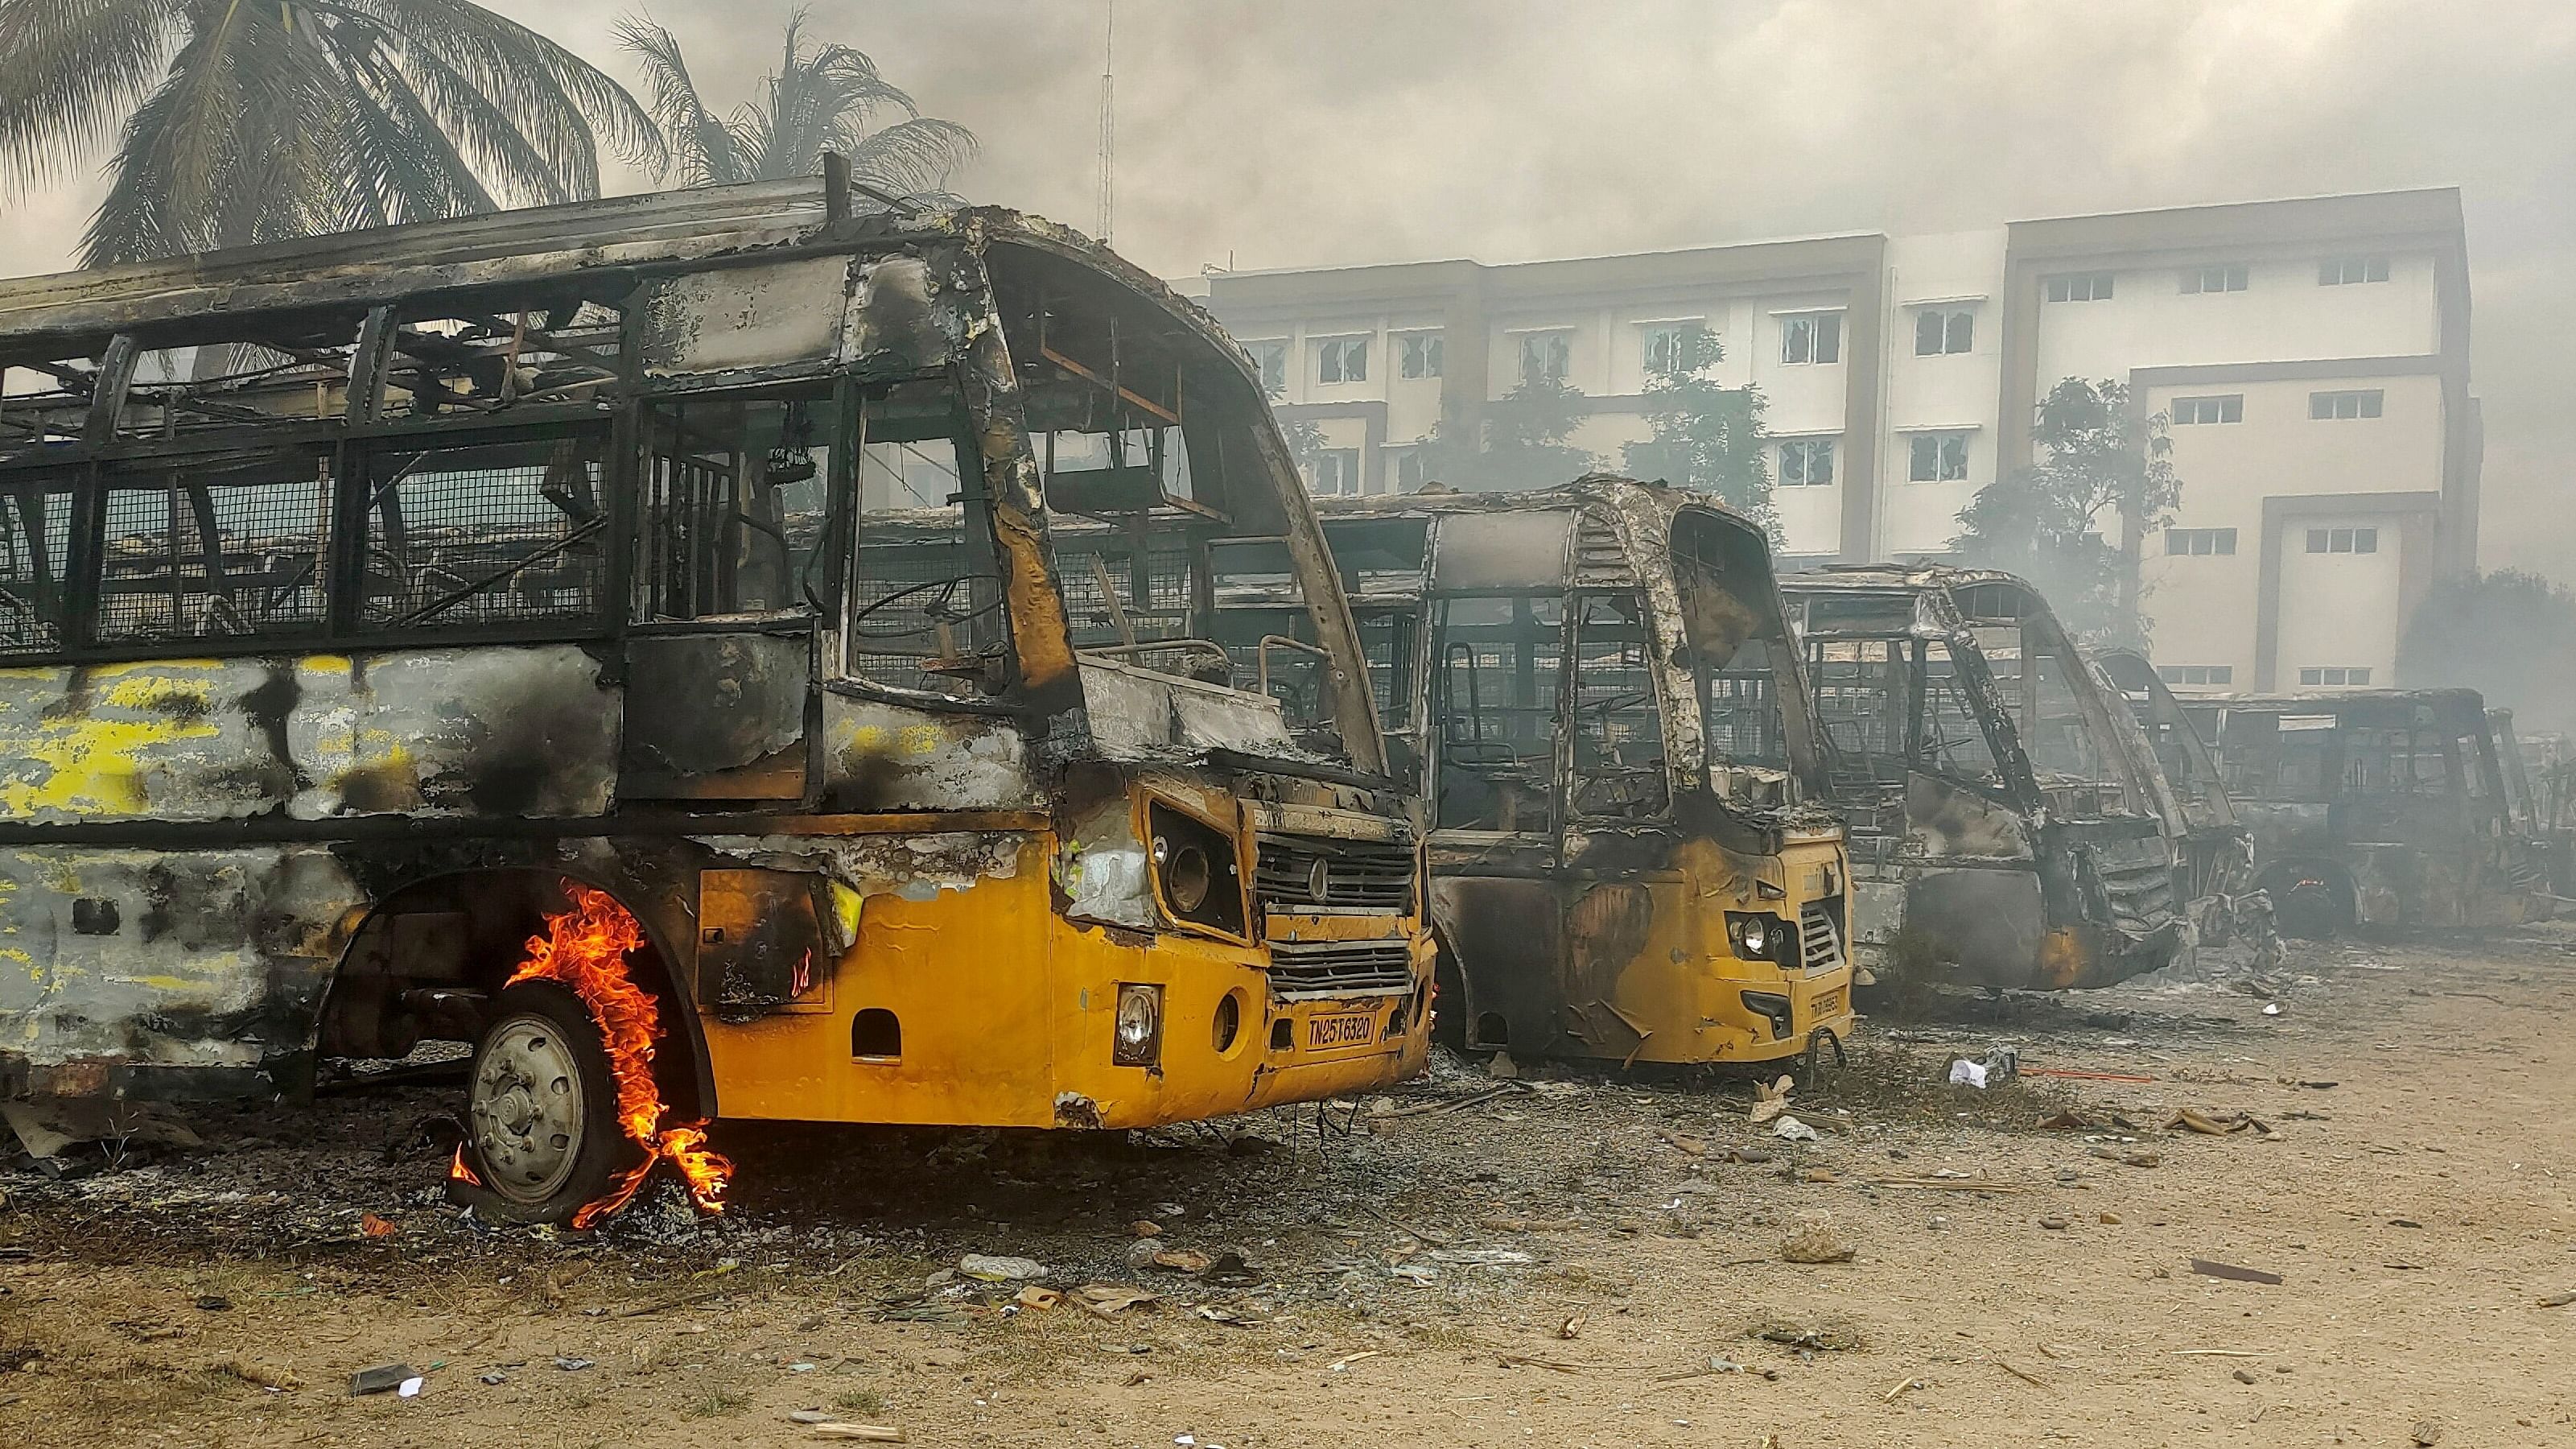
<box><xmin>1193</xmin><ymin>190</ymin><xmax>2476</xmax><ymax>694</ymax></box>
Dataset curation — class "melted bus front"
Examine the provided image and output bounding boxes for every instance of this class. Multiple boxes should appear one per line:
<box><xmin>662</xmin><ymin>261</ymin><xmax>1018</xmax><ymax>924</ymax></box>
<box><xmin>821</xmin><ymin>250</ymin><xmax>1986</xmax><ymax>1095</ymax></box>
<box><xmin>1220</xmin><ymin>479</ymin><xmax>1855</xmax><ymax>1069</ymax></box>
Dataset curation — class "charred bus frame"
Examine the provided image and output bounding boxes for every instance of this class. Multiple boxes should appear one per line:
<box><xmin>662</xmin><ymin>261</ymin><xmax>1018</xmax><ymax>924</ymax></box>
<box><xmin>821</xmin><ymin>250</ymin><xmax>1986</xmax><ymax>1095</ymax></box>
<box><xmin>0</xmin><ymin>174</ymin><xmax>1431</xmax><ymax>1223</ymax></box>
<box><xmin>2184</xmin><ymin>690</ymin><xmax>2549</xmax><ymax>937</ymax></box>
<box><xmin>1212</xmin><ymin>480</ymin><xmax>1855</xmax><ymax>1069</ymax></box>
<box><xmin>1779</xmin><ymin>568</ymin><xmax>2187</xmax><ymax>991</ymax></box>
<box><xmin>2092</xmin><ymin>648</ymin><xmax>2255</xmax><ymax>939</ymax></box>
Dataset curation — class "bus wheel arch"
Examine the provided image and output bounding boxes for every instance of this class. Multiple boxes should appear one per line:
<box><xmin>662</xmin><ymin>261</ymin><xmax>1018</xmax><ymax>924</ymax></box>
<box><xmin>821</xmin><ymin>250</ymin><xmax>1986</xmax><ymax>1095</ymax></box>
<box><xmin>2257</xmin><ymin>859</ymin><xmax>2352</xmax><ymax>940</ymax></box>
<box><xmin>315</xmin><ymin>867</ymin><xmax>714</xmax><ymax>1123</ymax></box>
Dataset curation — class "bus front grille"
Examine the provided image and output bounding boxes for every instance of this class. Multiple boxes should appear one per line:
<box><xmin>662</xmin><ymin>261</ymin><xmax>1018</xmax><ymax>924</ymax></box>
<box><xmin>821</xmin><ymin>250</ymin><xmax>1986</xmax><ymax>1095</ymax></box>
<box><xmin>1799</xmin><ymin>898</ymin><xmax>1845</xmax><ymax>974</ymax></box>
<box><xmin>1255</xmin><ymin>832</ymin><xmax>1415</xmax><ymax>913</ymax></box>
<box><xmin>1265</xmin><ymin>938</ymin><xmax>1416</xmax><ymax>1000</ymax></box>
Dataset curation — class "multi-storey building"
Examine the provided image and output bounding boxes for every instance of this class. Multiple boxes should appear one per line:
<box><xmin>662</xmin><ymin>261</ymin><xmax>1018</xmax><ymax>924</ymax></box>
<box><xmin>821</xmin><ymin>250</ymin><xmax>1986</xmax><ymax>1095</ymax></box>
<box><xmin>1189</xmin><ymin>189</ymin><xmax>2475</xmax><ymax>693</ymax></box>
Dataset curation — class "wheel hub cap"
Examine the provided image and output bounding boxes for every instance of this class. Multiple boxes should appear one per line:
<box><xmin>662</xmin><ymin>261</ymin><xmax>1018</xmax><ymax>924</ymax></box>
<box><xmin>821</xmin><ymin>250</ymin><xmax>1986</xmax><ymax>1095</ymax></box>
<box><xmin>469</xmin><ymin>1016</ymin><xmax>587</xmax><ymax>1204</ymax></box>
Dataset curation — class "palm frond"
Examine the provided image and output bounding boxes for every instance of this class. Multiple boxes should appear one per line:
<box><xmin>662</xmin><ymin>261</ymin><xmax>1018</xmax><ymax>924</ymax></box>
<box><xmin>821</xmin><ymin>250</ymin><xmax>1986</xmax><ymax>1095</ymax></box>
<box><xmin>841</xmin><ymin>117</ymin><xmax>977</xmax><ymax>198</ymax></box>
<box><xmin>0</xmin><ymin>0</ymin><xmax>184</xmax><ymax>195</ymax></box>
<box><xmin>611</xmin><ymin>12</ymin><xmax>740</xmax><ymax>186</ymax></box>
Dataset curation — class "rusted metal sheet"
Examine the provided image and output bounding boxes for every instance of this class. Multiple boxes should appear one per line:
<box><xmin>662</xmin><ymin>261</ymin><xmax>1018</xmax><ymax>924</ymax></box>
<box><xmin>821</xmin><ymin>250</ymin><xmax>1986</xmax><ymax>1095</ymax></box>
<box><xmin>622</xmin><ymin>631</ymin><xmax>810</xmax><ymax>799</ymax></box>
<box><xmin>0</xmin><ymin>647</ymin><xmax>617</xmax><ymax>824</ymax></box>
<box><xmin>818</xmin><ymin>695</ymin><xmax>1037</xmax><ymax>812</ymax></box>
<box><xmin>0</xmin><ymin>844</ymin><xmax>365</xmax><ymax>1096</ymax></box>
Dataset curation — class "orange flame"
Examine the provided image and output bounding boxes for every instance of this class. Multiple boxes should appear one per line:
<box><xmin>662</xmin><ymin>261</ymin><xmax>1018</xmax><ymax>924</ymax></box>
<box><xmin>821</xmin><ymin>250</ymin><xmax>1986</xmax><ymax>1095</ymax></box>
<box><xmin>448</xmin><ymin>1145</ymin><xmax>483</xmax><ymax>1188</ymax></box>
<box><xmin>504</xmin><ymin>884</ymin><xmax>733</xmax><ymax>1228</ymax></box>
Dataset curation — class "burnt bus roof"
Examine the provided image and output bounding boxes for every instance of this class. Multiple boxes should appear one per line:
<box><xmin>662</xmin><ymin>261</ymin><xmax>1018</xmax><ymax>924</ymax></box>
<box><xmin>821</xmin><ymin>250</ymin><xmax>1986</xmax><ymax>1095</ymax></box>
<box><xmin>1309</xmin><ymin>475</ymin><xmax>1772</xmax><ymax>592</ymax></box>
<box><xmin>1781</xmin><ymin>562</ymin><xmax>2063</xmax><ymax>634</ymax></box>
<box><xmin>0</xmin><ymin>176</ymin><xmax>1261</xmax><ymax>388</ymax></box>
<box><xmin>2189</xmin><ymin>688</ymin><xmax>2489</xmax><ymax>720</ymax></box>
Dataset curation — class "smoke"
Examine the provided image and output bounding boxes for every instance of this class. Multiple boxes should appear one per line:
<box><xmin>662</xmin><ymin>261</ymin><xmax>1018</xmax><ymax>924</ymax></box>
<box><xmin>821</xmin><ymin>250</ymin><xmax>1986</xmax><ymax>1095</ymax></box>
<box><xmin>6</xmin><ymin>2</ymin><xmax>2573</xmax><ymax>577</ymax></box>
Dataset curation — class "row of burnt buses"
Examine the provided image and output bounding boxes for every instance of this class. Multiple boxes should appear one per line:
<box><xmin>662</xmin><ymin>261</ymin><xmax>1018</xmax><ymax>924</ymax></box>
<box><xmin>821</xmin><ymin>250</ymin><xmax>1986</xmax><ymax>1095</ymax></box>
<box><xmin>0</xmin><ymin>177</ymin><xmax>2549</xmax><ymax>1224</ymax></box>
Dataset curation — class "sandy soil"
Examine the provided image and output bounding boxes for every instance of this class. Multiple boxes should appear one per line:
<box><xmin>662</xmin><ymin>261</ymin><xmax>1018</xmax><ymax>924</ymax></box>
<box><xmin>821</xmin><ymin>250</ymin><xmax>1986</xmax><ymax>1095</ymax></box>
<box><xmin>3</xmin><ymin>930</ymin><xmax>2573</xmax><ymax>1448</ymax></box>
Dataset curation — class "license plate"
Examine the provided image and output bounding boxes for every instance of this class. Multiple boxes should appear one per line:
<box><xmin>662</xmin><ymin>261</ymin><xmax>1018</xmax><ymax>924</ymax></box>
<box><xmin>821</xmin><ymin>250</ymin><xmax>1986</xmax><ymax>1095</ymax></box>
<box><xmin>1306</xmin><ymin>1013</ymin><xmax>1377</xmax><ymax>1049</ymax></box>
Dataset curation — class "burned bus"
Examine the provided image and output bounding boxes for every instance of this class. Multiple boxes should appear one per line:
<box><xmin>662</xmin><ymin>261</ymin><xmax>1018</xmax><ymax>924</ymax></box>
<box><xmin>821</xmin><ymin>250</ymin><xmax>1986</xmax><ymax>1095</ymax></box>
<box><xmin>0</xmin><ymin>173</ymin><xmax>1432</xmax><ymax>1225</ymax></box>
<box><xmin>2092</xmin><ymin>648</ymin><xmax>2255</xmax><ymax>935</ymax></box>
<box><xmin>1213</xmin><ymin>480</ymin><xmax>1856</xmax><ymax>1070</ymax></box>
<box><xmin>2187</xmin><ymin>691</ymin><xmax>2549</xmax><ymax>937</ymax></box>
<box><xmin>1778</xmin><ymin>568</ymin><xmax>2187</xmax><ymax>992</ymax></box>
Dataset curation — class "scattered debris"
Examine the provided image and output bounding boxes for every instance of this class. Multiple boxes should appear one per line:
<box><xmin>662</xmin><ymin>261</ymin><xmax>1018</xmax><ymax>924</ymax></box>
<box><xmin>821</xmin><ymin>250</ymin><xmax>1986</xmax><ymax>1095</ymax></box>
<box><xmin>958</xmin><ymin>1254</ymin><xmax>1048</xmax><ymax>1282</ymax></box>
<box><xmin>809</xmin><ymin>1426</ymin><xmax>906</xmax><ymax>1443</ymax></box>
<box><xmin>2166</xmin><ymin>1109</ymin><xmax>2272</xmax><ymax>1137</ymax></box>
<box><xmin>1780</xmin><ymin>1220</ymin><xmax>1856</xmax><ymax>1264</ymax></box>
<box><xmin>1076</xmin><ymin>1285</ymin><xmax>1157</xmax><ymax>1317</ymax></box>
<box><xmin>554</xmin><ymin>1356</ymin><xmax>596</xmax><ymax>1372</ymax></box>
<box><xmin>2411</xmin><ymin>1418</ymin><xmax>2444</xmax><ymax>1446</ymax></box>
<box><xmin>195</xmin><ymin>1294</ymin><xmax>233</xmax><ymax>1312</ymax></box>
<box><xmin>2536</xmin><ymin>1291</ymin><xmax>2575</xmax><ymax>1309</ymax></box>
<box><xmin>2188</xmin><ymin>1259</ymin><xmax>2285</xmax><ymax>1286</ymax></box>
<box><xmin>1149</xmin><ymin>1249</ymin><xmax>1214</xmax><ymax>1275</ymax></box>
<box><xmin>1012</xmin><ymin>1286</ymin><xmax>1062</xmax><ymax>1311</ymax></box>
<box><xmin>2038</xmin><ymin>1216</ymin><xmax>2070</xmax><ymax>1231</ymax></box>
<box><xmin>1865</xmin><ymin>1177</ymin><xmax>2029</xmax><ymax>1193</ymax></box>
<box><xmin>1750</xmin><ymin>1075</ymin><xmax>1796</xmax><ymax>1125</ymax></box>
<box><xmin>2232</xmin><ymin>1368</ymin><xmax>2260</xmax><ymax>1385</ymax></box>
<box><xmin>1947</xmin><ymin>1046</ymin><xmax>2019</xmax><ymax>1089</ymax></box>
<box><xmin>1485</xmin><ymin>1051</ymin><xmax>1520</xmax><ymax>1080</ymax></box>
<box><xmin>360</xmin><ymin>1212</ymin><xmax>397</xmax><ymax>1239</ymax></box>
<box><xmin>1328</xmin><ymin>1351</ymin><xmax>1382</xmax><ymax>1372</ymax></box>
<box><xmin>1771</xmin><ymin>1117</ymin><xmax>1821</xmax><ymax>1143</ymax></box>
<box><xmin>1129</xmin><ymin>1220</ymin><xmax>1162</xmax><ymax>1237</ymax></box>
<box><xmin>1556</xmin><ymin>1314</ymin><xmax>1585</xmax><ymax>1340</ymax></box>
<box><xmin>349</xmin><ymin>1364</ymin><xmax>415</xmax><ymax>1396</ymax></box>
<box><xmin>1756</xmin><ymin>1323</ymin><xmax>1862</xmax><ymax>1352</ymax></box>
<box><xmin>2022</xmin><ymin>1068</ymin><xmax>2156</xmax><ymax>1084</ymax></box>
<box><xmin>212</xmin><ymin>1357</ymin><xmax>302</xmax><ymax>1391</ymax></box>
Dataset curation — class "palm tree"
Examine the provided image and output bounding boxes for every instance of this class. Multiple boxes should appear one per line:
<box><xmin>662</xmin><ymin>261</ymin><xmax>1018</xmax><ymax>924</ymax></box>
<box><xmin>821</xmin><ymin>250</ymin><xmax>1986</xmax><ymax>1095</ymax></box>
<box><xmin>0</xmin><ymin>0</ymin><xmax>664</xmax><ymax>266</ymax></box>
<box><xmin>615</xmin><ymin>11</ymin><xmax>975</xmax><ymax>199</ymax></box>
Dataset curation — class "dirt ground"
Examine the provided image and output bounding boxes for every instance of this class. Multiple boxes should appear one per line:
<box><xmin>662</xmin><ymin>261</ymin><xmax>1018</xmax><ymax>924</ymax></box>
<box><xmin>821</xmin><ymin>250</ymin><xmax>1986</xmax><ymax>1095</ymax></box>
<box><xmin>4</xmin><ymin>929</ymin><xmax>2574</xmax><ymax>1448</ymax></box>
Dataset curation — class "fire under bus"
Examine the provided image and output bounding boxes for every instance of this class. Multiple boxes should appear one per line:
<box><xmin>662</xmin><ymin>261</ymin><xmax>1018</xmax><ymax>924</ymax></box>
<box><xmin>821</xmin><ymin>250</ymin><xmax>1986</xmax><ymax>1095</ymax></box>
<box><xmin>1778</xmin><ymin>567</ymin><xmax>2189</xmax><ymax>992</ymax></box>
<box><xmin>2092</xmin><ymin>647</ymin><xmax>2256</xmax><ymax>940</ymax></box>
<box><xmin>0</xmin><ymin>172</ymin><xmax>1432</xmax><ymax>1226</ymax></box>
<box><xmin>1207</xmin><ymin>479</ymin><xmax>1856</xmax><ymax>1071</ymax></box>
<box><xmin>2179</xmin><ymin>689</ymin><xmax>2552</xmax><ymax>939</ymax></box>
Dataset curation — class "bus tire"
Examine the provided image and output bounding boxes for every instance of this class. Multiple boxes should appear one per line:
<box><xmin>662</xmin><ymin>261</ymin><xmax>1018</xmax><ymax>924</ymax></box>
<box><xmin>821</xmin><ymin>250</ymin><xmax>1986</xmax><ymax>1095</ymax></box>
<box><xmin>454</xmin><ymin>980</ymin><xmax>640</xmax><ymax>1227</ymax></box>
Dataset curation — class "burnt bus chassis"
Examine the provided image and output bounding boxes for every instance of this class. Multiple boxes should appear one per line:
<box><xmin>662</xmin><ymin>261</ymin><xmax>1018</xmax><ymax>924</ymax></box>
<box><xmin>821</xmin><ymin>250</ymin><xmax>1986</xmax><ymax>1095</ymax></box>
<box><xmin>1783</xmin><ymin>568</ymin><xmax>2188</xmax><ymax>993</ymax></box>
<box><xmin>0</xmin><ymin>175</ymin><xmax>1429</xmax><ymax>1138</ymax></box>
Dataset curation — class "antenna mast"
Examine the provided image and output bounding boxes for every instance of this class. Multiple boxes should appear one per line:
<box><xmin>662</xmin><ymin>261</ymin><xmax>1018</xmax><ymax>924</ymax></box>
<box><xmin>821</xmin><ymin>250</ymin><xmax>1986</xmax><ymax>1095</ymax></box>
<box><xmin>1096</xmin><ymin>0</ymin><xmax>1115</xmax><ymax>246</ymax></box>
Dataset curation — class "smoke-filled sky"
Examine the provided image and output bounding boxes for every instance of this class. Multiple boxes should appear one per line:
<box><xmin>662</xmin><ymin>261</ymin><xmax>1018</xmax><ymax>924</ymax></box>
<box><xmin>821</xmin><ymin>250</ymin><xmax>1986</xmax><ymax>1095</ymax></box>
<box><xmin>8</xmin><ymin>0</ymin><xmax>2573</xmax><ymax>575</ymax></box>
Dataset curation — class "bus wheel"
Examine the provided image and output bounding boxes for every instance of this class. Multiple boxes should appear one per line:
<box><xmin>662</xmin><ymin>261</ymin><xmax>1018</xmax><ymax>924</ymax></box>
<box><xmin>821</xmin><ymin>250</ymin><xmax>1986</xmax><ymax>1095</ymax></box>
<box><xmin>2275</xmin><ymin>879</ymin><xmax>2342</xmax><ymax>941</ymax></box>
<box><xmin>457</xmin><ymin>981</ymin><xmax>637</xmax><ymax>1226</ymax></box>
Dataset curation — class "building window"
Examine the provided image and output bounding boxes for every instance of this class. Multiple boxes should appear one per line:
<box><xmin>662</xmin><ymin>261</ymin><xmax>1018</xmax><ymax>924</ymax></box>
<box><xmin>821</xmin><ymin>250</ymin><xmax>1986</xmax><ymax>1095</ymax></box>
<box><xmin>1779</xmin><ymin>312</ymin><xmax>1841</xmax><ymax>365</ymax></box>
<box><xmin>1314</xmin><ymin>336</ymin><xmax>1369</xmax><ymax>385</ymax></box>
<box><xmin>1907</xmin><ymin>431</ymin><xmax>1970</xmax><ymax>482</ymax></box>
<box><xmin>2164</xmin><ymin>527</ymin><xmax>2237</xmax><ymax>555</ymax></box>
<box><xmin>1642</xmin><ymin>323</ymin><xmax>1704</xmax><ymax>378</ymax></box>
<box><xmin>2158</xmin><ymin>664</ymin><xmax>2235</xmax><ymax>686</ymax></box>
<box><xmin>2319</xmin><ymin>256</ymin><xmax>2391</xmax><ymax>285</ymax></box>
<box><xmin>1914</xmin><ymin>308</ymin><xmax>1973</xmax><ymax>355</ymax></box>
<box><xmin>2298</xmin><ymin>666</ymin><xmax>2373</xmax><ymax>687</ymax></box>
<box><xmin>2304</xmin><ymin>526</ymin><xmax>2379</xmax><ymax>554</ymax></box>
<box><xmin>1518</xmin><ymin>330</ymin><xmax>1572</xmax><ymax>386</ymax></box>
<box><xmin>1247</xmin><ymin>341</ymin><xmax>1287</xmax><ymax>398</ymax></box>
<box><xmin>2045</xmin><ymin>272</ymin><xmax>2115</xmax><ymax>303</ymax></box>
<box><xmin>1308</xmin><ymin>448</ymin><xmax>1362</xmax><ymax>497</ymax></box>
<box><xmin>2310</xmin><ymin>390</ymin><xmax>2384</xmax><ymax>420</ymax></box>
<box><xmin>1388</xmin><ymin>447</ymin><xmax>1428</xmax><ymax>493</ymax></box>
<box><xmin>1778</xmin><ymin>438</ymin><xmax>1836</xmax><ymax>487</ymax></box>
<box><xmin>2172</xmin><ymin>394</ymin><xmax>2244</xmax><ymax>425</ymax></box>
<box><xmin>1397</xmin><ymin>332</ymin><xmax>1443</xmax><ymax>380</ymax></box>
<box><xmin>2180</xmin><ymin>264</ymin><xmax>2248</xmax><ymax>294</ymax></box>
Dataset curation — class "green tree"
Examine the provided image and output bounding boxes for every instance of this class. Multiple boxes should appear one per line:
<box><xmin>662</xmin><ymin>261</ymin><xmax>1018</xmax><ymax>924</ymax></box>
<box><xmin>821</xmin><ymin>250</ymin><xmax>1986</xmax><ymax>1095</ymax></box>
<box><xmin>0</xmin><ymin>0</ymin><xmax>662</xmax><ymax>266</ymax></box>
<box><xmin>616</xmin><ymin>12</ymin><xmax>975</xmax><ymax>196</ymax></box>
<box><xmin>1413</xmin><ymin>374</ymin><xmax>1600</xmax><ymax>492</ymax></box>
<box><xmin>2399</xmin><ymin>568</ymin><xmax>2576</xmax><ymax>729</ymax></box>
<box><xmin>1951</xmin><ymin>377</ymin><xmax>2180</xmax><ymax>643</ymax></box>
<box><xmin>1619</xmin><ymin>328</ymin><xmax>1770</xmax><ymax>530</ymax></box>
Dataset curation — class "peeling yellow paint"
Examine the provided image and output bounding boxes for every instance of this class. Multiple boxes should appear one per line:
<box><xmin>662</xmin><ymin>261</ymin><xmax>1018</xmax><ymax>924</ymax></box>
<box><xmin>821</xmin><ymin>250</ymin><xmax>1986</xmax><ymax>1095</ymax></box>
<box><xmin>0</xmin><ymin>671</ymin><xmax>222</xmax><ymax>816</ymax></box>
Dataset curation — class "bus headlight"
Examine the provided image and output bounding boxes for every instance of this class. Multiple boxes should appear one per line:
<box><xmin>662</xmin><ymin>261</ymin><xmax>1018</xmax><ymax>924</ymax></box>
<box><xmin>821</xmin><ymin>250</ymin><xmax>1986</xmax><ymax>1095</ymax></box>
<box><xmin>1154</xmin><ymin>836</ymin><xmax>1214</xmax><ymax>914</ymax></box>
<box><xmin>1113</xmin><ymin>983</ymin><xmax>1163</xmax><ymax>1067</ymax></box>
<box><xmin>1726</xmin><ymin>910</ymin><xmax>1790</xmax><ymax>964</ymax></box>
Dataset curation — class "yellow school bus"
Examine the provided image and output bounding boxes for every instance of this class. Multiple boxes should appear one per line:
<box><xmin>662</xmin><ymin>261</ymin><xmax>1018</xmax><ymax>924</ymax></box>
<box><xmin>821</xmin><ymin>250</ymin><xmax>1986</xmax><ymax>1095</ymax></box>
<box><xmin>0</xmin><ymin>173</ymin><xmax>1428</xmax><ymax>1224</ymax></box>
<box><xmin>1213</xmin><ymin>479</ymin><xmax>1855</xmax><ymax>1071</ymax></box>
